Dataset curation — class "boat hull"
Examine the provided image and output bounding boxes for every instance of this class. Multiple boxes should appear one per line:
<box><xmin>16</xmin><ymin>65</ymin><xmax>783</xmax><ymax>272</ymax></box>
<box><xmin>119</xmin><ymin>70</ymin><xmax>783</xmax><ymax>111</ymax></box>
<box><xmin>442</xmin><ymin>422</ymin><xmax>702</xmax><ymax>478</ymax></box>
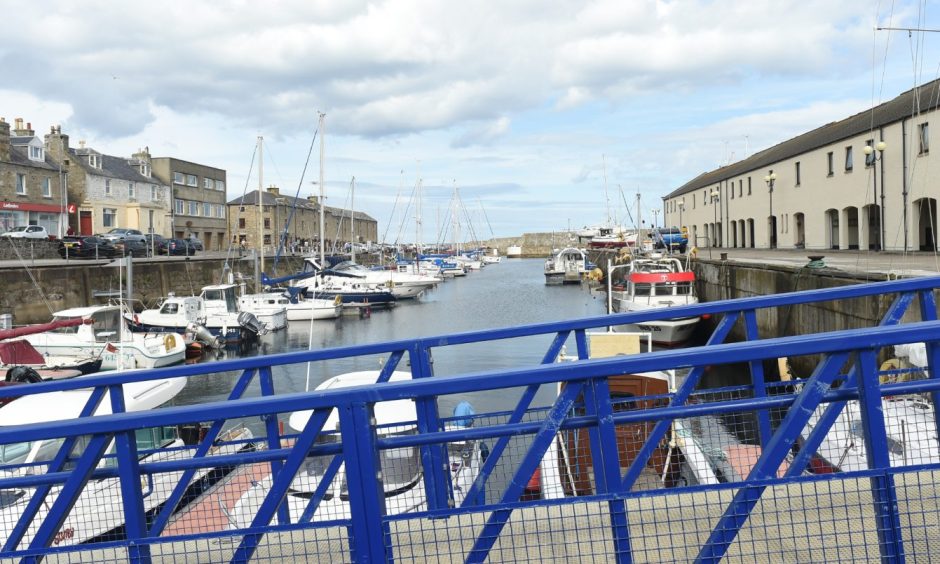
<box><xmin>612</xmin><ymin>316</ymin><xmax>700</xmax><ymax>346</ymax></box>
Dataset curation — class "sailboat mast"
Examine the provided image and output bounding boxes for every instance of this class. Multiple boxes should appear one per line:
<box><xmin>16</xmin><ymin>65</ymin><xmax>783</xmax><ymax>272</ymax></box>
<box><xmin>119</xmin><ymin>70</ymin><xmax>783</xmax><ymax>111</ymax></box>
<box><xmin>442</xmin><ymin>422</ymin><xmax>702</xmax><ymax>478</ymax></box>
<box><xmin>603</xmin><ymin>154</ymin><xmax>611</xmax><ymax>226</ymax></box>
<box><xmin>257</xmin><ymin>136</ymin><xmax>264</xmax><ymax>293</ymax></box>
<box><xmin>350</xmin><ymin>176</ymin><xmax>356</xmax><ymax>264</ymax></box>
<box><xmin>415</xmin><ymin>163</ymin><xmax>422</xmax><ymax>268</ymax></box>
<box><xmin>318</xmin><ymin>112</ymin><xmax>326</xmax><ymax>268</ymax></box>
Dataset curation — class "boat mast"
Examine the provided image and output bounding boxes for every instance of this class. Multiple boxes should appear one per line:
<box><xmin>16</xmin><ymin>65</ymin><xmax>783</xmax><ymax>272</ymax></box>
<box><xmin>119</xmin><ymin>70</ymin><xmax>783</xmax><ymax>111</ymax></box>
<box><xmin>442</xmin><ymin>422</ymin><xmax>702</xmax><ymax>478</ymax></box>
<box><xmin>415</xmin><ymin>163</ymin><xmax>422</xmax><ymax>269</ymax></box>
<box><xmin>350</xmin><ymin>176</ymin><xmax>356</xmax><ymax>264</ymax></box>
<box><xmin>603</xmin><ymin>154</ymin><xmax>611</xmax><ymax>227</ymax></box>
<box><xmin>318</xmin><ymin>112</ymin><xmax>326</xmax><ymax>268</ymax></box>
<box><xmin>257</xmin><ymin>135</ymin><xmax>264</xmax><ymax>293</ymax></box>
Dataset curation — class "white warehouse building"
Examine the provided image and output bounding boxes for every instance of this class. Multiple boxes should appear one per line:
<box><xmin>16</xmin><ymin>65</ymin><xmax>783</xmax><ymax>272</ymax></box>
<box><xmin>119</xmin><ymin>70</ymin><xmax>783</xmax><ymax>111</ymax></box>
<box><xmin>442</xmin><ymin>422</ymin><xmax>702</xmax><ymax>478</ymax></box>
<box><xmin>663</xmin><ymin>80</ymin><xmax>940</xmax><ymax>252</ymax></box>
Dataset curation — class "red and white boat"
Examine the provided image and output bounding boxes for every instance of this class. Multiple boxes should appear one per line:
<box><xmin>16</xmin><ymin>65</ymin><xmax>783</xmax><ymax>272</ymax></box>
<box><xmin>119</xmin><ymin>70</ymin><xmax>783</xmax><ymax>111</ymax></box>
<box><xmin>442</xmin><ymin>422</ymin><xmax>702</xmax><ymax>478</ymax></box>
<box><xmin>609</xmin><ymin>254</ymin><xmax>700</xmax><ymax>346</ymax></box>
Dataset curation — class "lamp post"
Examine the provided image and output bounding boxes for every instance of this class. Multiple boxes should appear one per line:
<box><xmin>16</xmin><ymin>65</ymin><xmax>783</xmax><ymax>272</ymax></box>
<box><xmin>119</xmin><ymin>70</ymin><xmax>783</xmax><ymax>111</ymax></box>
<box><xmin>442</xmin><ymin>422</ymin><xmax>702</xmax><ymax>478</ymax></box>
<box><xmin>764</xmin><ymin>171</ymin><xmax>777</xmax><ymax>249</ymax></box>
<box><xmin>863</xmin><ymin>141</ymin><xmax>887</xmax><ymax>250</ymax></box>
<box><xmin>709</xmin><ymin>190</ymin><xmax>719</xmax><ymax>247</ymax></box>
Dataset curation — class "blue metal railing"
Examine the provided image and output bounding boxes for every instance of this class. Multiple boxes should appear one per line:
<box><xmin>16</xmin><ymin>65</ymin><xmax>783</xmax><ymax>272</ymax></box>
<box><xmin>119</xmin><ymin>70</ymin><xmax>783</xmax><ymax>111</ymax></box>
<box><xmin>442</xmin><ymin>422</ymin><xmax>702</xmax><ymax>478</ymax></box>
<box><xmin>1</xmin><ymin>276</ymin><xmax>940</xmax><ymax>562</ymax></box>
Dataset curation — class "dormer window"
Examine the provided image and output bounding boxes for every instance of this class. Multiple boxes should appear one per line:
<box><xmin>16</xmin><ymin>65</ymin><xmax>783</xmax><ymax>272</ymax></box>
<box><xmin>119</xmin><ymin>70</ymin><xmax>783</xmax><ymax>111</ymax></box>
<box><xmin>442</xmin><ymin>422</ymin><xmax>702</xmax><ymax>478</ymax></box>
<box><xmin>28</xmin><ymin>146</ymin><xmax>44</xmax><ymax>161</ymax></box>
<box><xmin>139</xmin><ymin>164</ymin><xmax>151</xmax><ymax>177</ymax></box>
<box><xmin>88</xmin><ymin>154</ymin><xmax>101</xmax><ymax>169</ymax></box>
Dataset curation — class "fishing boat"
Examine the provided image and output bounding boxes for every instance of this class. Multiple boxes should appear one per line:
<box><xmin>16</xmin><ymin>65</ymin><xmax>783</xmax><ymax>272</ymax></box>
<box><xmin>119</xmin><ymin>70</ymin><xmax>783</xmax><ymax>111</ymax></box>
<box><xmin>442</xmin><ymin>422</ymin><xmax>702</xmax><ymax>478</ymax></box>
<box><xmin>22</xmin><ymin>306</ymin><xmax>186</xmax><ymax>370</ymax></box>
<box><xmin>0</xmin><ymin>375</ymin><xmax>255</xmax><ymax>549</ymax></box>
<box><xmin>544</xmin><ymin>247</ymin><xmax>591</xmax><ymax>285</ymax></box>
<box><xmin>609</xmin><ymin>253</ymin><xmax>700</xmax><ymax>346</ymax></box>
<box><xmin>227</xmin><ymin>370</ymin><xmax>486</xmax><ymax>527</ymax></box>
<box><xmin>198</xmin><ymin>284</ymin><xmax>268</xmax><ymax>341</ymax></box>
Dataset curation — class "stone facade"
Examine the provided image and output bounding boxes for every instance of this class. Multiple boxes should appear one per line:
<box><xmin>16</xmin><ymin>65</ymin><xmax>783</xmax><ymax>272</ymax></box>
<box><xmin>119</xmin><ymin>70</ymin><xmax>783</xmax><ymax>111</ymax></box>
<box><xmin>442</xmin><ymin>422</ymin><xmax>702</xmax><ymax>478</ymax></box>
<box><xmin>228</xmin><ymin>187</ymin><xmax>378</xmax><ymax>255</ymax></box>
<box><xmin>0</xmin><ymin>118</ymin><xmax>68</xmax><ymax>236</ymax></box>
<box><xmin>151</xmin><ymin>157</ymin><xmax>228</xmax><ymax>250</ymax></box>
<box><xmin>664</xmin><ymin>78</ymin><xmax>940</xmax><ymax>252</ymax></box>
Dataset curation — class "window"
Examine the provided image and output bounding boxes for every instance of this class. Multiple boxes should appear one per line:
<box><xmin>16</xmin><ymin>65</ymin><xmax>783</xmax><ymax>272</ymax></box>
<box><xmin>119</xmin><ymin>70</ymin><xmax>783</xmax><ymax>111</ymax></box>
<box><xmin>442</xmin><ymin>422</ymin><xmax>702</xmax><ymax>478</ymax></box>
<box><xmin>140</xmin><ymin>164</ymin><xmax>150</xmax><ymax>177</ymax></box>
<box><xmin>263</xmin><ymin>218</ymin><xmax>271</xmax><ymax>229</ymax></box>
<box><xmin>175</xmin><ymin>199</ymin><xmax>184</xmax><ymax>214</ymax></box>
<box><xmin>263</xmin><ymin>234</ymin><xmax>271</xmax><ymax>245</ymax></box>
<box><xmin>29</xmin><ymin>146</ymin><xmax>43</xmax><ymax>161</ymax></box>
<box><xmin>42</xmin><ymin>178</ymin><xmax>51</xmax><ymax>198</ymax></box>
<box><xmin>919</xmin><ymin>123</ymin><xmax>929</xmax><ymax>154</ymax></box>
<box><xmin>203</xmin><ymin>178</ymin><xmax>212</xmax><ymax>189</ymax></box>
<box><xmin>747</xmin><ymin>177</ymin><xmax>752</xmax><ymax>195</ymax></box>
<box><xmin>103</xmin><ymin>208</ymin><xmax>117</xmax><ymax>228</ymax></box>
<box><xmin>129</xmin><ymin>182</ymin><xmax>136</xmax><ymax>199</ymax></box>
<box><xmin>217</xmin><ymin>205</ymin><xmax>225</xmax><ymax>218</ymax></box>
<box><xmin>738</xmin><ymin>180</ymin><xmax>742</xmax><ymax>197</ymax></box>
<box><xmin>203</xmin><ymin>202</ymin><xmax>211</xmax><ymax>216</ymax></box>
<box><xmin>864</xmin><ymin>140</ymin><xmax>875</xmax><ymax>166</ymax></box>
<box><xmin>239</xmin><ymin>218</ymin><xmax>246</xmax><ymax>229</ymax></box>
<box><xmin>15</xmin><ymin>173</ymin><xmax>26</xmax><ymax>195</ymax></box>
<box><xmin>845</xmin><ymin>146</ymin><xmax>853</xmax><ymax>171</ymax></box>
<box><xmin>186</xmin><ymin>174</ymin><xmax>197</xmax><ymax>186</ymax></box>
<box><xmin>215</xmin><ymin>180</ymin><xmax>225</xmax><ymax>191</ymax></box>
<box><xmin>151</xmin><ymin>185</ymin><xmax>158</xmax><ymax>201</ymax></box>
<box><xmin>173</xmin><ymin>172</ymin><xmax>184</xmax><ymax>184</ymax></box>
<box><xmin>827</xmin><ymin>152</ymin><xmax>834</xmax><ymax>176</ymax></box>
<box><xmin>795</xmin><ymin>162</ymin><xmax>801</xmax><ymax>186</ymax></box>
<box><xmin>730</xmin><ymin>182</ymin><xmax>734</xmax><ymax>199</ymax></box>
<box><xmin>189</xmin><ymin>201</ymin><xmax>199</xmax><ymax>216</ymax></box>
<box><xmin>88</xmin><ymin>155</ymin><xmax>100</xmax><ymax>168</ymax></box>
<box><xmin>105</xmin><ymin>179</ymin><xmax>112</xmax><ymax>195</ymax></box>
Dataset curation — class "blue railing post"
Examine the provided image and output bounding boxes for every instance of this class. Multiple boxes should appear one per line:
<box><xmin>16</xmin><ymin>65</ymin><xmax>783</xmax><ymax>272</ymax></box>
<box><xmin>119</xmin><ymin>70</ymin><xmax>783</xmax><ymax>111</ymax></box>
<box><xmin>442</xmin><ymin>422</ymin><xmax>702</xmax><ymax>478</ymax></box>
<box><xmin>743</xmin><ymin>310</ymin><xmax>771</xmax><ymax>447</ymax></box>
<box><xmin>258</xmin><ymin>366</ymin><xmax>289</xmax><ymax>525</ymax></box>
<box><xmin>919</xmin><ymin>291</ymin><xmax>940</xmax><ymax>445</ymax></box>
<box><xmin>339</xmin><ymin>401</ymin><xmax>390</xmax><ymax>563</ymax></box>
<box><xmin>856</xmin><ymin>349</ymin><xmax>905</xmax><ymax>562</ymax></box>
<box><xmin>584</xmin><ymin>377</ymin><xmax>632</xmax><ymax>563</ymax></box>
<box><xmin>109</xmin><ymin>383</ymin><xmax>151</xmax><ymax>563</ymax></box>
<box><xmin>409</xmin><ymin>343</ymin><xmax>450</xmax><ymax>512</ymax></box>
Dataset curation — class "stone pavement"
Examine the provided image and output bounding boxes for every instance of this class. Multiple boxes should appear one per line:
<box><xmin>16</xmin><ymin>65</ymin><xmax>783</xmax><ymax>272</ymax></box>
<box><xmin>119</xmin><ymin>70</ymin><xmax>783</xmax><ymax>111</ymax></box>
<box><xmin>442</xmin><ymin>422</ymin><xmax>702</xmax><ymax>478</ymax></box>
<box><xmin>692</xmin><ymin>247</ymin><xmax>940</xmax><ymax>278</ymax></box>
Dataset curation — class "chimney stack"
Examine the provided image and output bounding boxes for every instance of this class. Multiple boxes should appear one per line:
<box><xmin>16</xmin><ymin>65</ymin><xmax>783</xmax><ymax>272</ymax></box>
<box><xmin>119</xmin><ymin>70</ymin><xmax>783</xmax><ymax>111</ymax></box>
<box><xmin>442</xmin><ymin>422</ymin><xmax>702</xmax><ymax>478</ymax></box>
<box><xmin>0</xmin><ymin>118</ymin><xmax>10</xmax><ymax>162</ymax></box>
<box><xmin>307</xmin><ymin>195</ymin><xmax>319</xmax><ymax>205</ymax></box>
<box><xmin>12</xmin><ymin>118</ymin><xmax>34</xmax><ymax>137</ymax></box>
<box><xmin>44</xmin><ymin>124</ymin><xmax>70</xmax><ymax>163</ymax></box>
<box><xmin>266</xmin><ymin>185</ymin><xmax>280</xmax><ymax>196</ymax></box>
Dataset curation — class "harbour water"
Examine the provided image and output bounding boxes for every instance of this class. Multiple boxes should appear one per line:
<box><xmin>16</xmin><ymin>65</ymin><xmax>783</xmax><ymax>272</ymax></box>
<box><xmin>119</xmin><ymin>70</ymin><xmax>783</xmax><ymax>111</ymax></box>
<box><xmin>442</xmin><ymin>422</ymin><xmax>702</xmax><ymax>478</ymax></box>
<box><xmin>174</xmin><ymin>258</ymin><xmax>610</xmax><ymax>419</ymax></box>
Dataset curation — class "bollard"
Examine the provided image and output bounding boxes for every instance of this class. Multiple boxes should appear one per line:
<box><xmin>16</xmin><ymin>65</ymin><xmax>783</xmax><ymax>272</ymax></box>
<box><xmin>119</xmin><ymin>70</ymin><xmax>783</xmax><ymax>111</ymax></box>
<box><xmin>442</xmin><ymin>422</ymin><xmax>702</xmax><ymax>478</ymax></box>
<box><xmin>720</xmin><ymin>252</ymin><xmax>728</xmax><ymax>260</ymax></box>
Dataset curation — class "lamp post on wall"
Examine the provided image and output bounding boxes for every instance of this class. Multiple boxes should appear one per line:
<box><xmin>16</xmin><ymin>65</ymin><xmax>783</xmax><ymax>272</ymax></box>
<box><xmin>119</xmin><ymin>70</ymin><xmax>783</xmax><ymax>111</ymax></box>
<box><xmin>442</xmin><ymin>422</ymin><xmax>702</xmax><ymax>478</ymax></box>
<box><xmin>863</xmin><ymin>140</ymin><xmax>887</xmax><ymax>251</ymax></box>
<box><xmin>710</xmin><ymin>190</ymin><xmax>719</xmax><ymax>247</ymax></box>
<box><xmin>764</xmin><ymin>171</ymin><xmax>777</xmax><ymax>249</ymax></box>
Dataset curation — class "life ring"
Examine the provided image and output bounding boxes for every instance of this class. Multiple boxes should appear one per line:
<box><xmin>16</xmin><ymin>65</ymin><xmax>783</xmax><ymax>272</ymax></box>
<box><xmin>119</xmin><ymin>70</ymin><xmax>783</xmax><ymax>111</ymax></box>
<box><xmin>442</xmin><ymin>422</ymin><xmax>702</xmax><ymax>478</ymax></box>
<box><xmin>164</xmin><ymin>333</ymin><xmax>177</xmax><ymax>352</ymax></box>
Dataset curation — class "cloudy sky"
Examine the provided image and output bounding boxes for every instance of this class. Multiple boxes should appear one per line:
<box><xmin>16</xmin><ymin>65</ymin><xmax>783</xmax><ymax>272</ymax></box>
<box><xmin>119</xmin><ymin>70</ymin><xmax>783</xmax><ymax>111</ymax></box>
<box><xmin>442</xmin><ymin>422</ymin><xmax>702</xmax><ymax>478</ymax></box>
<box><xmin>1</xmin><ymin>1</ymin><xmax>937</xmax><ymax>242</ymax></box>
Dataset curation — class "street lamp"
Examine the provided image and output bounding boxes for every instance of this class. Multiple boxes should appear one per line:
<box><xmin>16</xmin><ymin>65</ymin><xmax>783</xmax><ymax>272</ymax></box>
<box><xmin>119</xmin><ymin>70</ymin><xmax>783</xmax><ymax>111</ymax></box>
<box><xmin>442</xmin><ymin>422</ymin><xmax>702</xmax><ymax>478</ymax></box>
<box><xmin>863</xmin><ymin>140</ymin><xmax>887</xmax><ymax>250</ymax></box>
<box><xmin>710</xmin><ymin>190</ymin><xmax>719</xmax><ymax>247</ymax></box>
<box><xmin>764</xmin><ymin>171</ymin><xmax>777</xmax><ymax>249</ymax></box>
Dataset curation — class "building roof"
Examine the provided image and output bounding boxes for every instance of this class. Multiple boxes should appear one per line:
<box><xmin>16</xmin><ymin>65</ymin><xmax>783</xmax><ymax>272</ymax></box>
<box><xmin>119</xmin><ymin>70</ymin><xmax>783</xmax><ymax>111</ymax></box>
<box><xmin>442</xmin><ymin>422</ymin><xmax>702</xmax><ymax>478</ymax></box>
<box><xmin>7</xmin><ymin>136</ymin><xmax>59</xmax><ymax>171</ymax></box>
<box><xmin>665</xmin><ymin>78</ymin><xmax>940</xmax><ymax>200</ymax></box>
<box><xmin>69</xmin><ymin>147</ymin><xmax>163</xmax><ymax>185</ymax></box>
<box><xmin>228</xmin><ymin>190</ymin><xmax>376</xmax><ymax>221</ymax></box>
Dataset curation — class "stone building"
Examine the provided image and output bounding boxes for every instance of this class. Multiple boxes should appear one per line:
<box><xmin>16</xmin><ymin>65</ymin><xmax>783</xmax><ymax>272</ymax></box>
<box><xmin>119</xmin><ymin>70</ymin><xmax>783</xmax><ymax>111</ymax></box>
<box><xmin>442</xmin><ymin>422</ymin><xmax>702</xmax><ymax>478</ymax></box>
<box><xmin>0</xmin><ymin>118</ymin><xmax>68</xmax><ymax>235</ymax></box>
<box><xmin>663</xmin><ymin>78</ymin><xmax>940</xmax><ymax>252</ymax></box>
<box><xmin>42</xmin><ymin>128</ymin><xmax>173</xmax><ymax>237</ymax></box>
<box><xmin>151</xmin><ymin>157</ymin><xmax>227</xmax><ymax>250</ymax></box>
<box><xmin>227</xmin><ymin>186</ymin><xmax>378</xmax><ymax>254</ymax></box>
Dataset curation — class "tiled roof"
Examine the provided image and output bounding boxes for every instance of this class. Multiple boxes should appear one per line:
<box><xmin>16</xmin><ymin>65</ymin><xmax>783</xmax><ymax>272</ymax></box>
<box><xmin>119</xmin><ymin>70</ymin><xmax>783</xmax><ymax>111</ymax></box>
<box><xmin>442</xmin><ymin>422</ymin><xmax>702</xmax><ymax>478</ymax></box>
<box><xmin>7</xmin><ymin>140</ymin><xmax>58</xmax><ymax>172</ymax></box>
<box><xmin>665</xmin><ymin>78</ymin><xmax>940</xmax><ymax>199</ymax></box>
<box><xmin>69</xmin><ymin>148</ymin><xmax>159</xmax><ymax>184</ymax></box>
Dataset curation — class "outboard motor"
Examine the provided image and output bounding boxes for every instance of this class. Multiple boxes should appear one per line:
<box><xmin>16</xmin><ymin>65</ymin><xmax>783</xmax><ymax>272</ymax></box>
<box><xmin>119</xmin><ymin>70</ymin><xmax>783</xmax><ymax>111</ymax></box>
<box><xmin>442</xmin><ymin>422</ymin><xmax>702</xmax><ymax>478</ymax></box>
<box><xmin>187</xmin><ymin>322</ymin><xmax>225</xmax><ymax>349</ymax></box>
<box><xmin>237</xmin><ymin>311</ymin><xmax>268</xmax><ymax>336</ymax></box>
<box><xmin>6</xmin><ymin>366</ymin><xmax>43</xmax><ymax>383</ymax></box>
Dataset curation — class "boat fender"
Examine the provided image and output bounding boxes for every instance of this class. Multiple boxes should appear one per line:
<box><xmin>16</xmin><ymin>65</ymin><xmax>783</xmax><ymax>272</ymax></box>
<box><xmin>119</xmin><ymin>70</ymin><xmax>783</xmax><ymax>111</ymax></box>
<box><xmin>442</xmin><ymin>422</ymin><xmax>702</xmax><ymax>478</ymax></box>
<box><xmin>164</xmin><ymin>333</ymin><xmax>177</xmax><ymax>352</ymax></box>
<box><xmin>334</xmin><ymin>295</ymin><xmax>343</xmax><ymax>306</ymax></box>
<box><xmin>689</xmin><ymin>247</ymin><xmax>698</xmax><ymax>258</ymax></box>
<box><xmin>453</xmin><ymin>401</ymin><xmax>475</xmax><ymax>427</ymax></box>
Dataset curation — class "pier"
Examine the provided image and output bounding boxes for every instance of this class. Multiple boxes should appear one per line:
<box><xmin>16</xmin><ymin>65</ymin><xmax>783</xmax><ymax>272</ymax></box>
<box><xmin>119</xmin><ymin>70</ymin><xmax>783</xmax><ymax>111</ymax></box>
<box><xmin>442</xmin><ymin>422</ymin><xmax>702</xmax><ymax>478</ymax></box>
<box><xmin>0</xmin><ymin>275</ymin><xmax>938</xmax><ymax>561</ymax></box>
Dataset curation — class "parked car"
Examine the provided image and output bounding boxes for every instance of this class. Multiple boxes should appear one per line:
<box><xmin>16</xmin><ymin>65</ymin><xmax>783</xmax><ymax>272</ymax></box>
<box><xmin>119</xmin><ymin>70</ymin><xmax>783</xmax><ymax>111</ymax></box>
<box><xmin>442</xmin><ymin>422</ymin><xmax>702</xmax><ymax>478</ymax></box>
<box><xmin>57</xmin><ymin>236</ymin><xmax>121</xmax><ymax>259</ymax></box>
<box><xmin>2</xmin><ymin>225</ymin><xmax>49</xmax><ymax>239</ymax></box>
<box><xmin>164</xmin><ymin>238</ymin><xmax>196</xmax><ymax>256</ymax></box>
<box><xmin>114</xmin><ymin>238</ymin><xmax>149</xmax><ymax>257</ymax></box>
<box><xmin>186</xmin><ymin>237</ymin><xmax>204</xmax><ymax>251</ymax></box>
<box><xmin>144</xmin><ymin>234</ymin><xmax>168</xmax><ymax>255</ymax></box>
<box><xmin>101</xmin><ymin>228</ymin><xmax>146</xmax><ymax>247</ymax></box>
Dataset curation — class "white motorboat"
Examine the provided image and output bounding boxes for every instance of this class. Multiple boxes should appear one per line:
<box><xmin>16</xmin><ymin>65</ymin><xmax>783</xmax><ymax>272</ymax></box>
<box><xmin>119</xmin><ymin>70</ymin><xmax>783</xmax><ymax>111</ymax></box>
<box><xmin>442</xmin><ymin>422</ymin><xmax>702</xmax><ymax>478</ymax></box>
<box><xmin>0</xmin><ymin>319</ymin><xmax>103</xmax><ymax>378</ymax></box>
<box><xmin>609</xmin><ymin>253</ymin><xmax>700</xmax><ymax>346</ymax></box>
<box><xmin>326</xmin><ymin>261</ymin><xmax>438</xmax><ymax>299</ymax></box>
<box><xmin>199</xmin><ymin>285</ymin><xmax>269</xmax><ymax>341</ymax></box>
<box><xmin>544</xmin><ymin>247</ymin><xmax>590</xmax><ymax>285</ymax></box>
<box><xmin>229</xmin><ymin>370</ymin><xmax>486</xmax><ymax>527</ymax></box>
<box><xmin>133</xmin><ymin>294</ymin><xmax>261</xmax><ymax>346</ymax></box>
<box><xmin>22</xmin><ymin>306</ymin><xmax>186</xmax><ymax>370</ymax></box>
<box><xmin>0</xmin><ymin>375</ymin><xmax>255</xmax><ymax>549</ymax></box>
<box><xmin>236</xmin><ymin>292</ymin><xmax>288</xmax><ymax>331</ymax></box>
